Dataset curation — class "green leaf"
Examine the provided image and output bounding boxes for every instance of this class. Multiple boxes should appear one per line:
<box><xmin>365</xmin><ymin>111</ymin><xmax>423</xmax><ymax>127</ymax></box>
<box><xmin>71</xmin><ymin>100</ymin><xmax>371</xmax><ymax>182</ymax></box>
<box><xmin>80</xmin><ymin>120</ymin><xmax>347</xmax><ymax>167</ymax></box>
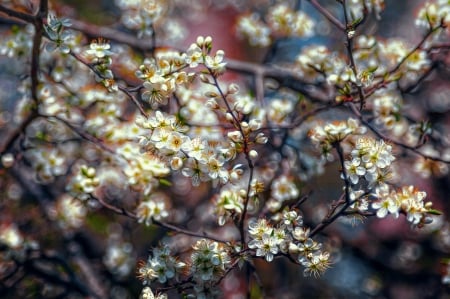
<box><xmin>427</xmin><ymin>209</ymin><xmax>442</xmax><ymax>215</ymax></box>
<box><xmin>159</xmin><ymin>178</ymin><xmax>172</xmax><ymax>186</ymax></box>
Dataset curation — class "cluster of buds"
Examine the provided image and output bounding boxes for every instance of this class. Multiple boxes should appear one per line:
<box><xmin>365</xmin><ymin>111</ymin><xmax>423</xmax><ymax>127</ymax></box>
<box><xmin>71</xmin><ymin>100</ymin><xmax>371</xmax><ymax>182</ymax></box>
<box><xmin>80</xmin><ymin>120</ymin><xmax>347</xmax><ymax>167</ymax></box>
<box><xmin>236</xmin><ymin>3</ymin><xmax>315</xmax><ymax>47</ymax></box>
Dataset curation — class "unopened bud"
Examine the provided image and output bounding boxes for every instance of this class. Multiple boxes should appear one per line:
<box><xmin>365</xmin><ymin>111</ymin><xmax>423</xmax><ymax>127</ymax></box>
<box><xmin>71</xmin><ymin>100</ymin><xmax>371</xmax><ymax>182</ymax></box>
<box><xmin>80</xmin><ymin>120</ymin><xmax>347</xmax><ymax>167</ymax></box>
<box><xmin>249</xmin><ymin>119</ymin><xmax>261</xmax><ymax>131</ymax></box>
<box><xmin>199</xmin><ymin>74</ymin><xmax>211</xmax><ymax>84</ymax></box>
<box><xmin>204</xmin><ymin>91</ymin><xmax>218</xmax><ymax>98</ymax></box>
<box><xmin>228</xmin><ymin>131</ymin><xmax>243</xmax><ymax>143</ymax></box>
<box><xmin>225</xmin><ymin>113</ymin><xmax>234</xmax><ymax>122</ymax></box>
<box><xmin>204</xmin><ymin>36</ymin><xmax>212</xmax><ymax>45</ymax></box>
<box><xmin>228</xmin><ymin>83</ymin><xmax>240</xmax><ymax>94</ymax></box>
<box><xmin>249</xmin><ymin>150</ymin><xmax>258</xmax><ymax>159</ymax></box>
<box><xmin>205</xmin><ymin>99</ymin><xmax>219</xmax><ymax>109</ymax></box>
<box><xmin>170</xmin><ymin>156</ymin><xmax>183</xmax><ymax>170</ymax></box>
<box><xmin>1</xmin><ymin>153</ymin><xmax>14</xmax><ymax>168</ymax></box>
<box><xmin>255</xmin><ymin>133</ymin><xmax>268</xmax><ymax>144</ymax></box>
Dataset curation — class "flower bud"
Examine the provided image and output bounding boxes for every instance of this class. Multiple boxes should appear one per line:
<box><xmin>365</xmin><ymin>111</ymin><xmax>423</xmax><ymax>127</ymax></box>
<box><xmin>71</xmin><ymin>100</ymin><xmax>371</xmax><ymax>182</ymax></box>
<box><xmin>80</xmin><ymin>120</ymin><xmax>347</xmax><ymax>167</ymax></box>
<box><xmin>225</xmin><ymin>113</ymin><xmax>234</xmax><ymax>122</ymax></box>
<box><xmin>249</xmin><ymin>119</ymin><xmax>261</xmax><ymax>131</ymax></box>
<box><xmin>170</xmin><ymin>156</ymin><xmax>183</xmax><ymax>170</ymax></box>
<box><xmin>1</xmin><ymin>153</ymin><xmax>15</xmax><ymax>168</ymax></box>
<box><xmin>228</xmin><ymin>131</ymin><xmax>243</xmax><ymax>143</ymax></box>
<box><xmin>199</xmin><ymin>74</ymin><xmax>211</xmax><ymax>84</ymax></box>
<box><xmin>249</xmin><ymin>150</ymin><xmax>258</xmax><ymax>159</ymax></box>
<box><xmin>228</xmin><ymin>83</ymin><xmax>240</xmax><ymax>94</ymax></box>
<box><xmin>255</xmin><ymin>133</ymin><xmax>268</xmax><ymax>144</ymax></box>
<box><xmin>204</xmin><ymin>91</ymin><xmax>218</xmax><ymax>98</ymax></box>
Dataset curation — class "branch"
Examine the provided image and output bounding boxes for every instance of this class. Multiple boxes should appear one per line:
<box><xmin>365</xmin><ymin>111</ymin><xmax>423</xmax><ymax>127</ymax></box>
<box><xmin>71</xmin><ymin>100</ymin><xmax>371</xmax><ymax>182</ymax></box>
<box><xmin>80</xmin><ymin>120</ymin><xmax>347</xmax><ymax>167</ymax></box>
<box><xmin>348</xmin><ymin>103</ymin><xmax>450</xmax><ymax>163</ymax></box>
<box><xmin>92</xmin><ymin>195</ymin><xmax>230</xmax><ymax>244</ymax></box>
<box><xmin>341</xmin><ymin>0</ymin><xmax>366</xmax><ymax>110</ymax></box>
<box><xmin>309</xmin><ymin>196</ymin><xmax>350</xmax><ymax>237</ymax></box>
<box><xmin>0</xmin><ymin>111</ymin><xmax>38</xmax><ymax>156</ymax></box>
<box><xmin>9</xmin><ymin>166</ymin><xmax>108</xmax><ymax>299</ymax></box>
<box><xmin>307</xmin><ymin>0</ymin><xmax>346</xmax><ymax>31</ymax></box>
<box><xmin>47</xmin><ymin>114</ymin><xmax>117</xmax><ymax>154</ymax></box>
<box><xmin>0</xmin><ymin>4</ymin><xmax>34</xmax><ymax>23</ymax></box>
<box><xmin>69</xmin><ymin>19</ymin><xmax>331</xmax><ymax>103</ymax></box>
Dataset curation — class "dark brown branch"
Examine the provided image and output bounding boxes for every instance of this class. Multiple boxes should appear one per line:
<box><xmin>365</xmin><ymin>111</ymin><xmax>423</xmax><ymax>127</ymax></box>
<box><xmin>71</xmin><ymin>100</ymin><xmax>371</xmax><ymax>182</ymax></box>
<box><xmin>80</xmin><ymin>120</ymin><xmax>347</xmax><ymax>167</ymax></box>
<box><xmin>0</xmin><ymin>111</ymin><xmax>38</xmax><ymax>156</ymax></box>
<box><xmin>69</xmin><ymin>51</ymin><xmax>148</xmax><ymax>117</ymax></box>
<box><xmin>341</xmin><ymin>0</ymin><xmax>366</xmax><ymax>110</ymax></box>
<box><xmin>0</xmin><ymin>4</ymin><xmax>34</xmax><ymax>23</ymax></box>
<box><xmin>335</xmin><ymin>142</ymin><xmax>351</xmax><ymax>204</ymax></box>
<box><xmin>92</xmin><ymin>195</ymin><xmax>230</xmax><ymax>244</ymax></box>
<box><xmin>309</xmin><ymin>197</ymin><xmax>350</xmax><ymax>237</ymax></box>
<box><xmin>47</xmin><ymin>115</ymin><xmax>117</xmax><ymax>154</ymax></box>
<box><xmin>307</xmin><ymin>0</ymin><xmax>346</xmax><ymax>31</ymax></box>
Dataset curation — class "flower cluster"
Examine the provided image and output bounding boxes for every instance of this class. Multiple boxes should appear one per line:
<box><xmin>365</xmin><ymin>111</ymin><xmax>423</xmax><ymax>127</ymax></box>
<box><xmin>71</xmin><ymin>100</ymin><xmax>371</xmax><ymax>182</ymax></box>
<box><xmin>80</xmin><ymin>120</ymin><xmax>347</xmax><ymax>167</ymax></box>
<box><xmin>236</xmin><ymin>3</ymin><xmax>315</xmax><ymax>47</ymax></box>
<box><xmin>266</xmin><ymin>98</ymin><xmax>295</xmax><ymax>125</ymax></box>
<box><xmin>236</xmin><ymin>14</ymin><xmax>271</xmax><ymax>47</ymax></box>
<box><xmin>44</xmin><ymin>14</ymin><xmax>73</xmax><ymax>54</ymax></box>
<box><xmin>52</xmin><ymin>194</ymin><xmax>87</xmax><ymax>229</ymax></box>
<box><xmin>190</xmin><ymin>239</ymin><xmax>230</xmax><ymax>281</ymax></box>
<box><xmin>248</xmin><ymin>211</ymin><xmax>331</xmax><ymax>277</ymax></box>
<box><xmin>372</xmin><ymin>185</ymin><xmax>435</xmax><ymax>226</ymax></box>
<box><xmin>115</xmin><ymin>0</ymin><xmax>168</xmax><ymax>38</ymax></box>
<box><xmin>309</xmin><ymin>118</ymin><xmax>367</xmax><ymax>159</ymax></box>
<box><xmin>118</xmin><ymin>142</ymin><xmax>170</xmax><ymax>195</ymax></box>
<box><xmin>266</xmin><ymin>4</ymin><xmax>315</xmax><ymax>38</ymax></box>
<box><xmin>104</xmin><ymin>240</ymin><xmax>135</xmax><ymax>278</ymax></box>
<box><xmin>347</xmin><ymin>0</ymin><xmax>385</xmax><ymax>20</ymax></box>
<box><xmin>190</xmin><ymin>239</ymin><xmax>231</xmax><ymax>298</ymax></box>
<box><xmin>214</xmin><ymin>188</ymin><xmax>244</xmax><ymax>226</ymax></box>
<box><xmin>137</xmin><ymin>51</ymin><xmax>190</xmax><ymax>107</ymax></box>
<box><xmin>296</xmin><ymin>32</ymin><xmax>433</xmax><ymax>92</ymax></box>
<box><xmin>136</xmin><ymin>36</ymin><xmax>226</xmax><ymax>108</ymax></box>
<box><xmin>0</xmin><ymin>24</ymin><xmax>33</xmax><ymax>58</ymax></box>
<box><xmin>138</xmin><ymin>245</ymin><xmax>185</xmax><ymax>284</ymax></box>
<box><xmin>296</xmin><ymin>45</ymin><xmax>347</xmax><ymax>83</ymax></box>
<box><xmin>67</xmin><ymin>165</ymin><xmax>100</xmax><ymax>200</ymax></box>
<box><xmin>413</xmin><ymin>146</ymin><xmax>449</xmax><ymax>178</ymax></box>
<box><xmin>139</xmin><ymin>287</ymin><xmax>167</xmax><ymax>299</ymax></box>
<box><xmin>415</xmin><ymin>0</ymin><xmax>450</xmax><ymax>30</ymax></box>
<box><xmin>136</xmin><ymin>193</ymin><xmax>169</xmax><ymax>226</ymax></box>
<box><xmin>345</xmin><ymin>137</ymin><xmax>395</xmax><ymax>189</ymax></box>
<box><xmin>24</xmin><ymin>147</ymin><xmax>67</xmax><ymax>183</ymax></box>
<box><xmin>0</xmin><ymin>223</ymin><xmax>23</xmax><ymax>249</ymax></box>
<box><xmin>135</xmin><ymin>110</ymin><xmax>229</xmax><ymax>186</ymax></box>
<box><xmin>265</xmin><ymin>175</ymin><xmax>299</xmax><ymax>212</ymax></box>
<box><xmin>370</xmin><ymin>90</ymin><xmax>404</xmax><ymax>131</ymax></box>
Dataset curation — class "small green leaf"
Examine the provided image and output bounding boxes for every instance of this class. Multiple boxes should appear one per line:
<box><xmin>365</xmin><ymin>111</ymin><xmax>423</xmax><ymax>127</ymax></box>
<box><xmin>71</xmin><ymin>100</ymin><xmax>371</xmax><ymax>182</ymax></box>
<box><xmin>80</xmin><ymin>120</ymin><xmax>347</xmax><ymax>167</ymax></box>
<box><xmin>427</xmin><ymin>209</ymin><xmax>442</xmax><ymax>215</ymax></box>
<box><xmin>159</xmin><ymin>178</ymin><xmax>172</xmax><ymax>186</ymax></box>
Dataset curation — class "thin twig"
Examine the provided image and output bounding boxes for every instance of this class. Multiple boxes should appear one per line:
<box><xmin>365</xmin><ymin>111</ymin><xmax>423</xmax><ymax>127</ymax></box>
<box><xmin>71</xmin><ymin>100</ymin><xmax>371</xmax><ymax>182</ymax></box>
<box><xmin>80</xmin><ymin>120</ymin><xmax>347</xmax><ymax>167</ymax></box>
<box><xmin>307</xmin><ymin>0</ymin><xmax>346</xmax><ymax>31</ymax></box>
